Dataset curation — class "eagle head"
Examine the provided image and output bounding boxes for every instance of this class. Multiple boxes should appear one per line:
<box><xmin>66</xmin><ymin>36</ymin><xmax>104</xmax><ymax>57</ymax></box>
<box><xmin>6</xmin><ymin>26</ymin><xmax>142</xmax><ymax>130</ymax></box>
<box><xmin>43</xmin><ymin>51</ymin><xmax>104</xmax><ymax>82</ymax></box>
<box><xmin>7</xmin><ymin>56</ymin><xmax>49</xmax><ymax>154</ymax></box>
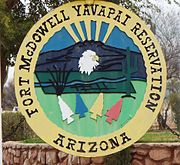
<box><xmin>78</xmin><ymin>50</ymin><xmax>100</xmax><ymax>75</ymax></box>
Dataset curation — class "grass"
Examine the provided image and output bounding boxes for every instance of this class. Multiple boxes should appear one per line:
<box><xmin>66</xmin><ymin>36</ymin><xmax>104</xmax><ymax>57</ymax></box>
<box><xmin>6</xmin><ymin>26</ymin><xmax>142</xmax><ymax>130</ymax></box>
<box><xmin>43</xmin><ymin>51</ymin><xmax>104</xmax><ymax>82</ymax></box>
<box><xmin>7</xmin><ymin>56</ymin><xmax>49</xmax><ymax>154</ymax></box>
<box><xmin>23</xmin><ymin>137</ymin><xmax>44</xmax><ymax>143</ymax></box>
<box><xmin>22</xmin><ymin>130</ymin><xmax>180</xmax><ymax>143</ymax></box>
<box><xmin>138</xmin><ymin>130</ymin><xmax>180</xmax><ymax>143</ymax></box>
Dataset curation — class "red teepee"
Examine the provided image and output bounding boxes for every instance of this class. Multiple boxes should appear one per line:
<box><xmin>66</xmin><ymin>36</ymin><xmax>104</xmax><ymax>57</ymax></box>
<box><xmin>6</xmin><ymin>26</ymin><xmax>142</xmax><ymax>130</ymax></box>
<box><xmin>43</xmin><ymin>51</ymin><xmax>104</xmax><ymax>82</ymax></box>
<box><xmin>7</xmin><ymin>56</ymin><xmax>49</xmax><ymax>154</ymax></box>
<box><xmin>106</xmin><ymin>98</ymin><xmax>123</xmax><ymax>124</ymax></box>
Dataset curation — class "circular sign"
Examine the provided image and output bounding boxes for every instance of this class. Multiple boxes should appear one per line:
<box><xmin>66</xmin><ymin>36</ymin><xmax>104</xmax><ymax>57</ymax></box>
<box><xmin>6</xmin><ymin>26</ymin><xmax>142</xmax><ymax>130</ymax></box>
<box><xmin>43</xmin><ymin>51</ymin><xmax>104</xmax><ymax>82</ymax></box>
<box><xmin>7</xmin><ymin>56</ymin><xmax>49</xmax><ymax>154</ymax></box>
<box><xmin>15</xmin><ymin>1</ymin><xmax>166</xmax><ymax>157</ymax></box>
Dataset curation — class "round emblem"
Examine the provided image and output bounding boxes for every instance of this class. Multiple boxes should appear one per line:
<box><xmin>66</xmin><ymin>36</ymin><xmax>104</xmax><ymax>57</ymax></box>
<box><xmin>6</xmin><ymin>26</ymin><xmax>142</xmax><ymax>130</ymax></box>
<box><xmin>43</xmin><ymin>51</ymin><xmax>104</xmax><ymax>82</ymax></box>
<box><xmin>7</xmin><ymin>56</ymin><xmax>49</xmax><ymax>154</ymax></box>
<box><xmin>15</xmin><ymin>1</ymin><xmax>166</xmax><ymax>157</ymax></box>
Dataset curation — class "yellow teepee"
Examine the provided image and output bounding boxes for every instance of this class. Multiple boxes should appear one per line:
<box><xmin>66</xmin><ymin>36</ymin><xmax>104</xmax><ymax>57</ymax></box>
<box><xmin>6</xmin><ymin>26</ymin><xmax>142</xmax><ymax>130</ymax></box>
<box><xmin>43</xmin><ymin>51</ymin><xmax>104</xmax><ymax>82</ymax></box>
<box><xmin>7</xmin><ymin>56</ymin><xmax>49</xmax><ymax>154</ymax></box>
<box><xmin>90</xmin><ymin>93</ymin><xmax>103</xmax><ymax>120</ymax></box>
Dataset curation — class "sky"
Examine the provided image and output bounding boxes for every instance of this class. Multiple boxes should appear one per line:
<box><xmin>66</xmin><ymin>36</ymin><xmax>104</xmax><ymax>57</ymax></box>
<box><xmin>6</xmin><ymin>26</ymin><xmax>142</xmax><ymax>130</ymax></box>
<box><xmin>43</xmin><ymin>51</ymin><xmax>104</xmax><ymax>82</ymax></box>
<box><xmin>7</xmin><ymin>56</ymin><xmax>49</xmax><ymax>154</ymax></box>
<box><xmin>5</xmin><ymin>0</ymin><xmax>180</xmax><ymax>86</ymax></box>
<box><xmin>151</xmin><ymin>0</ymin><xmax>180</xmax><ymax>9</ymax></box>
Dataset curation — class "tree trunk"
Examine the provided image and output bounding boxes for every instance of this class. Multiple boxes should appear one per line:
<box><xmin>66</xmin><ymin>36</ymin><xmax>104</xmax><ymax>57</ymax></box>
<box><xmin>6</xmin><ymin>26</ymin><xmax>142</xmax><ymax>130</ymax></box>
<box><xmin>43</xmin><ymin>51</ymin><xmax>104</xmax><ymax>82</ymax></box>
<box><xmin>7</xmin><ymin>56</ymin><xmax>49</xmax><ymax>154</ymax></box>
<box><xmin>1</xmin><ymin>57</ymin><xmax>8</xmax><ymax>94</ymax></box>
<box><xmin>157</xmin><ymin>113</ymin><xmax>164</xmax><ymax>130</ymax></box>
<box><xmin>0</xmin><ymin>32</ymin><xmax>7</xmax><ymax>96</ymax></box>
<box><xmin>5</xmin><ymin>0</ymin><xmax>20</xmax><ymax>10</ymax></box>
<box><xmin>0</xmin><ymin>0</ymin><xmax>14</xmax><ymax>94</ymax></box>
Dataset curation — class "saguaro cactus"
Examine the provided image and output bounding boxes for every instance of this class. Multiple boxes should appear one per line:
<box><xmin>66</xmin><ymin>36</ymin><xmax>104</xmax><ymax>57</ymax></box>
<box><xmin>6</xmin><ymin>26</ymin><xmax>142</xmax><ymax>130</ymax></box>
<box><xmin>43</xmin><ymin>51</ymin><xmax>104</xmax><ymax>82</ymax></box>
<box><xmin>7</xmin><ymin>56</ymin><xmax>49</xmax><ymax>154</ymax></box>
<box><xmin>122</xmin><ymin>47</ymin><xmax>138</xmax><ymax>99</ymax></box>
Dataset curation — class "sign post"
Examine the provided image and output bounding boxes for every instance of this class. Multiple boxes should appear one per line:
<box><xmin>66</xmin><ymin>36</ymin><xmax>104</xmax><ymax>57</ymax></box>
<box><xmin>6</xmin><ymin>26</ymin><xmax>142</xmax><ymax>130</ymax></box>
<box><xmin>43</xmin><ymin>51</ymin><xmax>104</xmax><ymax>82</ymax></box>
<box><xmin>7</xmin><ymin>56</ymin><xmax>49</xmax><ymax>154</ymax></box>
<box><xmin>14</xmin><ymin>0</ymin><xmax>167</xmax><ymax>157</ymax></box>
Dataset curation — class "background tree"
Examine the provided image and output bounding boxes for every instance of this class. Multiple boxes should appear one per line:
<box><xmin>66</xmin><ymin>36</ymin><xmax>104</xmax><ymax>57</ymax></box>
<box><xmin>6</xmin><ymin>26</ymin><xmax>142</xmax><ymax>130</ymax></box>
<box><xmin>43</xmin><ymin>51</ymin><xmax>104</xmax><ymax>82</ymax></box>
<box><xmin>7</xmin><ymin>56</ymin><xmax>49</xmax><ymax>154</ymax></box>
<box><xmin>153</xmin><ymin>12</ymin><xmax>180</xmax><ymax>80</ymax></box>
<box><xmin>0</xmin><ymin>0</ymin><xmax>33</xmax><ymax>93</ymax></box>
<box><xmin>170</xmin><ymin>93</ymin><xmax>180</xmax><ymax>131</ymax></box>
<box><xmin>2</xmin><ymin>81</ymin><xmax>17</xmax><ymax>110</ymax></box>
<box><xmin>149</xmin><ymin>10</ymin><xmax>180</xmax><ymax>130</ymax></box>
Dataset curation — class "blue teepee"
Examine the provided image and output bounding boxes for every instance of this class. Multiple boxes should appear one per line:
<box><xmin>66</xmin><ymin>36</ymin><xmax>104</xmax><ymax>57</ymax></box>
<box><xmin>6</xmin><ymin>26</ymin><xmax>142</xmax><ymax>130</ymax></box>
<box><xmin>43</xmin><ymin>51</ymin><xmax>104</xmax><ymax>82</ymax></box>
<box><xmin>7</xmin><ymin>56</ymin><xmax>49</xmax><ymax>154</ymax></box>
<box><xmin>75</xmin><ymin>93</ymin><xmax>88</xmax><ymax>118</ymax></box>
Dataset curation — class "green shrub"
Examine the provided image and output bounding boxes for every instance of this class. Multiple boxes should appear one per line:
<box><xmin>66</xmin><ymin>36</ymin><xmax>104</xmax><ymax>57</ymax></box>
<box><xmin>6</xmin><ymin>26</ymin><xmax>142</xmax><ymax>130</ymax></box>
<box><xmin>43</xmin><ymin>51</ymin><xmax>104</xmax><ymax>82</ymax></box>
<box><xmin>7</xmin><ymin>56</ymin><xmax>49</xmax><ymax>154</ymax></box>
<box><xmin>170</xmin><ymin>93</ymin><xmax>180</xmax><ymax>131</ymax></box>
<box><xmin>2</xmin><ymin>112</ymin><xmax>37</xmax><ymax>141</ymax></box>
<box><xmin>105</xmin><ymin>148</ymin><xmax>131</xmax><ymax>165</ymax></box>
